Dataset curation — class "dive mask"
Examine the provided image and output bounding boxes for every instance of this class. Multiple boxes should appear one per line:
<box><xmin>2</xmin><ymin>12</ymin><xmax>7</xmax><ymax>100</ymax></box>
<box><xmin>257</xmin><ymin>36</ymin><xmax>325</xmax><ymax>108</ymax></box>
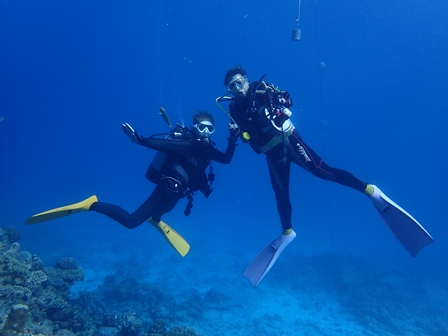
<box><xmin>194</xmin><ymin>120</ymin><xmax>215</xmax><ymax>138</ymax></box>
<box><xmin>227</xmin><ymin>75</ymin><xmax>247</xmax><ymax>94</ymax></box>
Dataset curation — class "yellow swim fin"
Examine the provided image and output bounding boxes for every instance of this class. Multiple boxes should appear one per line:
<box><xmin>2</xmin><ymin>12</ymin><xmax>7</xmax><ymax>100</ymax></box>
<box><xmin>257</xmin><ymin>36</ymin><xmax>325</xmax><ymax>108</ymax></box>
<box><xmin>25</xmin><ymin>195</ymin><xmax>98</xmax><ymax>225</ymax></box>
<box><xmin>148</xmin><ymin>218</ymin><xmax>190</xmax><ymax>257</ymax></box>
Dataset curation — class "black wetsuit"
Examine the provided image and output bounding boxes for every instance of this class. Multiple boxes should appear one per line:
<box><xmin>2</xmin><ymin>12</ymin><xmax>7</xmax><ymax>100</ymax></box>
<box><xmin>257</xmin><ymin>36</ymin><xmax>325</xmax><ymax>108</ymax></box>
<box><xmin>230</xmin><ymin>81</ymin><xmax>367</xmax><ymax>231</ymax></box>
<box><xmin>90</xmin><ymin>132</ymin><xmax>236</xmax><ymax>228</ymax></box>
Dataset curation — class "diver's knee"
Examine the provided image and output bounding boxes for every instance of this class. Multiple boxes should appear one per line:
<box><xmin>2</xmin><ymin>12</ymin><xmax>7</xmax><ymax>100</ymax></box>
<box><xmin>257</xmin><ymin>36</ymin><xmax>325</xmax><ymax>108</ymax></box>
<box><xmin>123</xmin><ymin>219</ymin><xmax>144</xmax><ymax>230</ymax></box>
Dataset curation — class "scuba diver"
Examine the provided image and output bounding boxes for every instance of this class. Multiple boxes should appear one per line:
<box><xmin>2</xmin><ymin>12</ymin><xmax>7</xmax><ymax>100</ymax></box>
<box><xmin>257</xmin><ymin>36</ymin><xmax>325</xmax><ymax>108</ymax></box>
<box><xmin>26</xmin><ymin>111</ymin><xmax>238</xmax><ymax>256</ymax></box>
<box><xmin>219</xmin><ymin>66</ymin><xmax>433</xmax><ymax>286</ymax></box>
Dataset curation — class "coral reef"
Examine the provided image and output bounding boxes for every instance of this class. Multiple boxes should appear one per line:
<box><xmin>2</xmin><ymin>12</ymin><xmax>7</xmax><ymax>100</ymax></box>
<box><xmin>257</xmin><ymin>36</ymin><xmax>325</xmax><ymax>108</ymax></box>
<box><xmin>1</xmin><ymin>227</ymin><xmax>21</xmax><ymax>245</ymax></box>
<box><xmin>0</xmin><ymin>303</ymin><xmax>29</xmax><ymax>336</ymax></box>
<box><xmin>45</xmin><ymin>257</ymin><xmax>84</xmax><ymax>287</ymax></box>
<box><xmin>0</xmin><ymin>226</ymin><xmax>202</xmax><ymax>336</ymax></box>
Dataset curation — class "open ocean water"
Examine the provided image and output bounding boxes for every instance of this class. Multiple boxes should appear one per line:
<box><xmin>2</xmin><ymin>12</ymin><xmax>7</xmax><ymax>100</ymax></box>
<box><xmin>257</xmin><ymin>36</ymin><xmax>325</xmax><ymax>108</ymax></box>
<box><xmin>1</xmin><ymin>1</ymin><xmax>447</xmax><ymax>335</ymax></box>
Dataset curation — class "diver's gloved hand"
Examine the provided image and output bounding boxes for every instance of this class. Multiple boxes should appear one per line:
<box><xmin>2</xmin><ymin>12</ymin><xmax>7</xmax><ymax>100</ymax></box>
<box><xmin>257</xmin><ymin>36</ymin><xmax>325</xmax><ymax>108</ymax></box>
<box><xmin>228</xmin><ymin>123</ymin><xmax>240</xmax><ymax>144</ymax></box>
<box><xmin>122</xmin><ymin>123</ymin><xmax>141</xmax><ymax>144</ymax></box>
<box><xmin>228</xmin><ymin>123</ymin><xmax>241</xmax><ymax>138</ymax></box>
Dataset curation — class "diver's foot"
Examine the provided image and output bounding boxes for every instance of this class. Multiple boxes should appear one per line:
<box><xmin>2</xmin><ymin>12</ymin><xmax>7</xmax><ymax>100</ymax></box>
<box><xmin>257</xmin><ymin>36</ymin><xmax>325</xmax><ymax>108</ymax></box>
<box><xmin>364</xmin><ymin>184</ymin><xmax>375</xmax><ymax>197</ymax></box>
<box><xmin>282</xmin><ymin>228</ymin><xmax>293</xmax><ymax>236</ymax></box>
<box><xmin>364</xmin><ymin>184</ymin><xmax>385</xmax><ymax>202</ymax></box>
<box><xmin>279</xmin><ymin>229</ymin><xmax>296</xmax><ymax>245</ymax></box>
<box><xmin>82</xmin><ymin>195</ymin><xmax>98</xmax><ymax>211</ymax></box>
<box><xmin>364</xmin><ymin>185</ymin><xmax>392</xmax><ymax>213</ymax></box>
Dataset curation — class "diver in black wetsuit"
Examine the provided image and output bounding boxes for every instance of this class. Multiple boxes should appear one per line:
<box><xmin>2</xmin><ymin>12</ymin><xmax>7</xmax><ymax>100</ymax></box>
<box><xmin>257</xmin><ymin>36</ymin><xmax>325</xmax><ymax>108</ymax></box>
<box><xmin>221</xmin><ymin>67</ymin><xmax>432</xmax><ymax>284</ymax></box>
<box><xmin>25</xmin><ymin>111</ymin><xmax>237</xmax><ymax>256</ymax></box>
<box><xmin>223</xmin><ymin>67</ymin><xmax>367</xmax><ymax>234</ymax></box>
<box><xmin>89</xmin><ymin>111</ymin><xmax>237</xmax><ymax>228</ymax></box>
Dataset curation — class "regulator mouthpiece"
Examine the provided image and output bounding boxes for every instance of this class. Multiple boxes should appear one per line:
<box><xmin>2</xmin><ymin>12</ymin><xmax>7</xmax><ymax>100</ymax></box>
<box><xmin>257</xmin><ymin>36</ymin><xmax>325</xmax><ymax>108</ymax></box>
<box><xmin>292</xmin><ymin>28</ymin><xmax>301</xmax><ymax>41</ymax></box>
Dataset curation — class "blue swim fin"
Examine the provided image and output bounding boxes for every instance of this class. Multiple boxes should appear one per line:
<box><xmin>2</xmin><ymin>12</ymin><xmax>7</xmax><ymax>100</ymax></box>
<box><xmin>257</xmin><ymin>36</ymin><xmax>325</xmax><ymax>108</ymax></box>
<box><xmin>243</xmin><ymin>230</ymin><xmax>296</xmax><ymax>287</ymax></box>
<box><xmin>367</xmin><ymin>185</ymin><xmax>434</xmax><ymax>257</ymax></box>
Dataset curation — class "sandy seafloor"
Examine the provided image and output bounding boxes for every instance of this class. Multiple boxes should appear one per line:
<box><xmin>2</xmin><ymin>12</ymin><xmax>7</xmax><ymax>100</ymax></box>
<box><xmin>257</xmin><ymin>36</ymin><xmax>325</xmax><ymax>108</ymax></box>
<box><xmin>68</xmin><ymin>245</ymin><xmax>448</xmax><ymax>336</ymax></box>
<box><xmin>17</xmin><ymin>215</ymin><xmax>447</xmax><ymax>336</ymax></box>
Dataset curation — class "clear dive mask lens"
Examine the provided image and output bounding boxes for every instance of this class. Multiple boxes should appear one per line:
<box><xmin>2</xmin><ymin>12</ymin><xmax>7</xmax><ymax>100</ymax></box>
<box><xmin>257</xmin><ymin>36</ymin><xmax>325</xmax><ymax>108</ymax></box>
<box><xmin>194</xmin><ymin>121</ymin><xmax>215</xmax><ymax>137</ymax></box>
<box><xmin>227</xmin><ymin>76</ymin><xmax>247</xmax><ymax>93</ymax></box>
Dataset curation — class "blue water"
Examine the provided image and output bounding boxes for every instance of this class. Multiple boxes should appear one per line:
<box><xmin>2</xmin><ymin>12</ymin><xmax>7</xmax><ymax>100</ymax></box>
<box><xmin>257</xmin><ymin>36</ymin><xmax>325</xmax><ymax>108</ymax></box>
<box><xmin>1</xmin><ymin>1</ymin><xmax>448</xmax><ymax>335</ymax></box>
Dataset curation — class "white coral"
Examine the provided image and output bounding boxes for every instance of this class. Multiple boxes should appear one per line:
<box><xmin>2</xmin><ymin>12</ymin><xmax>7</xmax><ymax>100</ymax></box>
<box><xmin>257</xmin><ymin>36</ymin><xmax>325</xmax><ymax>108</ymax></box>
<box><xmin>25</xmin><ymin>270</ymin><xmax>48</xmax><ymax>289</ymax></box>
